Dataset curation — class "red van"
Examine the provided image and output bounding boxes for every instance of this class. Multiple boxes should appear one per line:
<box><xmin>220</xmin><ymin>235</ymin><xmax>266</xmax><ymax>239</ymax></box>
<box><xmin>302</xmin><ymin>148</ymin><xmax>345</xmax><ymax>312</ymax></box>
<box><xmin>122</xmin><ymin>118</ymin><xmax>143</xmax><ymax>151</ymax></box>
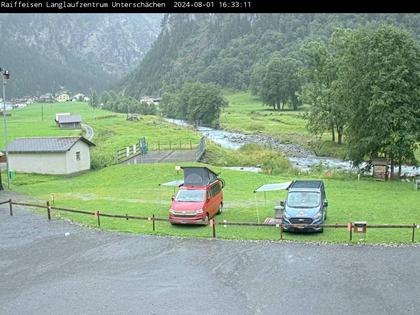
<box><xmin>169</xmin><ymin>167</ymin><xmax>224</xmax><ymax>225</ymax></box>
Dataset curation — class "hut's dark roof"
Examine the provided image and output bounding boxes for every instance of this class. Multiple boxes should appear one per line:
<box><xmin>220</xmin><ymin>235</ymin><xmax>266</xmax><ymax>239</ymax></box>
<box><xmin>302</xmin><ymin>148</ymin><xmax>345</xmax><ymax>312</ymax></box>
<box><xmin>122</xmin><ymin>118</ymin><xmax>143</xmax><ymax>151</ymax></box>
<box><xmin>372</xmin><ymin>158</ymin><xmax>388</xmax><ymax>166</ymax></box>
<box><xmin>57</xmin><ymin>115</ymin><xmax>82</xmax><ymax>124</ymax></box>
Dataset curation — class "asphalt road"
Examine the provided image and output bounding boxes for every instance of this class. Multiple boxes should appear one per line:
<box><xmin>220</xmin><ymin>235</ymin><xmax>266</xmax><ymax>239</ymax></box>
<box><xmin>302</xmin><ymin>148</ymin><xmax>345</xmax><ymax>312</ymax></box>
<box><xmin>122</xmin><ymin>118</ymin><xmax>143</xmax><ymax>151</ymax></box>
<box><xmin>1</xmin><ymin>198</ymin><xmax>419</xmax><ymax>315</ymax></box>
<box><xmin>81</xmin><ymin>123</ymin><xmax>94</xmax><ymax>141</ymax></box>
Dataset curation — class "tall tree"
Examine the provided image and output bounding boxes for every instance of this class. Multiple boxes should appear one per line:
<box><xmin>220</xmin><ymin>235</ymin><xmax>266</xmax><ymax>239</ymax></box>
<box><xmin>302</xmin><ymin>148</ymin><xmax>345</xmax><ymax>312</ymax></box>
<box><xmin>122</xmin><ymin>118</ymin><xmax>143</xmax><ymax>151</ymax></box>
<box><xmin>332</xmin><ymin>25</ymin><xmax>420</xmax><ymax>173</ymax></box>
<box><xmin>89</xmin><ymin>90</ymin><xmax>99</xmax><ymax>109</ymax></box>
<box><xmin>160</xmin><ymin>82</ymin><xmax>228</xmax><ymax>127</ymax></box>
<box><xmin>260</xmin><ymin>56</ymin><xmax>302</xmax><ymax>111</ymax></box>
<box><xmin>181</xmin><ymin>82</ymin><xmax>228</xmax><ymax>126</ymax></box>
<box><xmin>300</xmin><ymin>41</ymin><xmax>347</xmax><ymax>143</ymax></box>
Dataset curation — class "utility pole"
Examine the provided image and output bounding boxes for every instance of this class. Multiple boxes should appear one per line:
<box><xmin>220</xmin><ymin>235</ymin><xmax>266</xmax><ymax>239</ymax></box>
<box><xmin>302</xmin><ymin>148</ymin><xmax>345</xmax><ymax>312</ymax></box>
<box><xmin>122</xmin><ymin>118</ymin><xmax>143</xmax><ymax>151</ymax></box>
<box><xmin>2</xmin><ymin>68</ymin><xmax>10</xmax><ymax>189</ymax></box>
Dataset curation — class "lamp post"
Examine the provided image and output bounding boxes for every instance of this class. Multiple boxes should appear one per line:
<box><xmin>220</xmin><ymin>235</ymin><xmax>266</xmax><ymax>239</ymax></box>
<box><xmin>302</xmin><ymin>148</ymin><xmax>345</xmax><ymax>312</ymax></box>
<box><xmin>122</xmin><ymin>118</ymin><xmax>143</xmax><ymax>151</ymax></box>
<box><xmin>1</xmin><ymin>68</ymin><xmax>10</xmax><ymax>189</ymax></box>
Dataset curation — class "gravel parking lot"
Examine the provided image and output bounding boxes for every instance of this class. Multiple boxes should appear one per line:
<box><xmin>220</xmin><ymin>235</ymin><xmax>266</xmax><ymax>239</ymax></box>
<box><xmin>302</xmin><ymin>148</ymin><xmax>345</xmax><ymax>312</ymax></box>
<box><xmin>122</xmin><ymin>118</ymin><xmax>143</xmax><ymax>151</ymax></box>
<box><xmin>1</xmin><ymin>196</ymin><xmax>419</xmax><ymax>315</ymax></box>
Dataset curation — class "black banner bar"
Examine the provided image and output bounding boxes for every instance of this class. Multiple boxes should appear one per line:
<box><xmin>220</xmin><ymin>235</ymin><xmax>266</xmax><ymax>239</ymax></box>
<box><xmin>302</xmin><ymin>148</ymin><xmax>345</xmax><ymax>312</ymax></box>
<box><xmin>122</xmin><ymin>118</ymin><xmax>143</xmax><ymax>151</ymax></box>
<box><xmin>0</xmin><ymin>0</ymin><xmax>417</xmax><ymax>13</ymax></box>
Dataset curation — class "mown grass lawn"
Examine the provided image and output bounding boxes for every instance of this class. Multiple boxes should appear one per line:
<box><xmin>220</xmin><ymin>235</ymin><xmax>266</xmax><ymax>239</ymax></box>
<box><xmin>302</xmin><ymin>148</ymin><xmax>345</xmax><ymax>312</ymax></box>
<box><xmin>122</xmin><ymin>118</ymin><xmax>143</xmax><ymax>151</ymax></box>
<box><xmin>9</xmin><ymin>163</ymin><xmax>420</xmax><ymax>244</ymax></box>
<box><xmin>222</xmin><ymin>91</ymin><xmax>420</xmax><ymax>160</ymax></box>
<box><xmin>1</xmin><ymin>102</ymin><xmax>201</xmax><ymax>159</ymax></box>
<box><xmin>222</xmin><ymin>91</ymin><xmax>309</xmax><ymax>144</ymax></box>
<box><xmin>222</xmin><ymin>91</ymin><xmax>348</xmax><ymax>157</ymax></box>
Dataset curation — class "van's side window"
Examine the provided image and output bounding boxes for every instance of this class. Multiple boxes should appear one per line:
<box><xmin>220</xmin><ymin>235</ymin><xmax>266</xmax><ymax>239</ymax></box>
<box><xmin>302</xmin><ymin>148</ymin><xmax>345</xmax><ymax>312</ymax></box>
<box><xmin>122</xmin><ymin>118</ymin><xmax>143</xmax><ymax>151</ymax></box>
<box><xmin>211</xmin><ymin>183</ymin><xmax>221</xmax><ymax>196</ymax></box>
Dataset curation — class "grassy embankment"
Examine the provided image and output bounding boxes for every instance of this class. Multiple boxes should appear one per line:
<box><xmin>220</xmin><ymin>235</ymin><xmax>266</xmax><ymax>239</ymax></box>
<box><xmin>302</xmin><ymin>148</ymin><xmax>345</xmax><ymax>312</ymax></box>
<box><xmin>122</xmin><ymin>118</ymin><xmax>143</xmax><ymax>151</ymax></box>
<box><xmin>1</xmin><ymin>102</ymin><xmax>202</xmax><ymax>167</ymax></box>
<box><xmin>222</xmin><ymin>91</ymin><xmax>351</xmax><ymax>159</ymax></box>
<box><xmin>222</xmin><ymin>91</ymin><xmax>420</xmax><ymax>161</ymax></box>
<box><xmin>9</xmin><ymin>163</ymin><xmax>420</xmax><ymax>244</ymax></box>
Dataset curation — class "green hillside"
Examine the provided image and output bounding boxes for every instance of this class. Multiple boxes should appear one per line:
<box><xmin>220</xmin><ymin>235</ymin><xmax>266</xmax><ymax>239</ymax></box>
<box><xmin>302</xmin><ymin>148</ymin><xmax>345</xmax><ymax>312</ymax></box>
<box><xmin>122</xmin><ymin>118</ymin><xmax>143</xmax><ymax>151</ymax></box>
<box><xmin>117</xmin><ymin>14</ymin><xmax>420</xmax><ymax>97</ymax></box>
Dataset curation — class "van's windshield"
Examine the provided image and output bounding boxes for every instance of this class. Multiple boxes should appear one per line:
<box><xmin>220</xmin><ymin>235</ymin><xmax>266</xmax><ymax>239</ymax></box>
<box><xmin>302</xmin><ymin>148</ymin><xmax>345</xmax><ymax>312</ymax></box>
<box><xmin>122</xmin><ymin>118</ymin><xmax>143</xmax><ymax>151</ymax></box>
<box><xmin>175</xmin><ymin>189</ymin><xmax>206</xmax><ymax>202</ymax></box>
<box><xmin>287</xmin><ymin>191</ymin><xmax>320</xmax><ymax>208</ymax></box>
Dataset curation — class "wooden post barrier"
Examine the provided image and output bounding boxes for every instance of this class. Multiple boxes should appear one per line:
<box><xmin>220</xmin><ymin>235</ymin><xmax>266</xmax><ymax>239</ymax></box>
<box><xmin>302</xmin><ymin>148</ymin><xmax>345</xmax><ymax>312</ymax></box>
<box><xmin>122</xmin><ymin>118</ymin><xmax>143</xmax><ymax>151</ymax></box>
<box><xmin>412</xmin><ymin>224</ymin><xmax>416</xmax><ymax>243</ymax></box>
<box><xmin>95</xmin><ymin>211</ymin><xmax>100</xmax><ymax>227</ymax></box>
<box><xmin>190</xmin><ymin>140</ymin><xmax>192</xmax><ymax>149</ymax></box>
<box><xmin>152</xmin><ymin>214</ymin><xmax>155</xmax><ymax>232</ymax></box>
<box><xmin>46</xmin><ymin>201</ymin><xmax>51</xmax><ymax>221</ymax></box>
<box><xmin>211</xmin><ymin>219</ymin><xmax>216</xmax><ymax>238</ymax></box>
<box><xmin>9</xmin><ymin>199</ymin><xmax>13</xmax><ymax>216</ymax></box>
<box><xmin>348</xmin><ymin>222</ymin><xmax>353</xmax><ymax>242</ymax></box>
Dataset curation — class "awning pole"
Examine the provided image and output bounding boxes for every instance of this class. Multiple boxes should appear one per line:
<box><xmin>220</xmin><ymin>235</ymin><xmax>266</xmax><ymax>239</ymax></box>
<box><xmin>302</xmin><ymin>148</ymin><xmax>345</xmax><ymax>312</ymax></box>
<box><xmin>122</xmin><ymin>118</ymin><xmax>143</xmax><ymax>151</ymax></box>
<box><xmin>254</xmin><ymin>192</ymin><xmax>260</xmax><ymax>224</ymax></box>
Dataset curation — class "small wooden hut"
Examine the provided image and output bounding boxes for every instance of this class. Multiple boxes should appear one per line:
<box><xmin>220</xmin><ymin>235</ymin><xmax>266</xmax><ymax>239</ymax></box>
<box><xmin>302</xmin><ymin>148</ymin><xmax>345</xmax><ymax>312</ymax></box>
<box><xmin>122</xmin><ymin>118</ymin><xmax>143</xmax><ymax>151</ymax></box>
<box><xmin>372</xmin><ymin>158</ymin><xmax>389</xmax><ymax>181</ymax></box>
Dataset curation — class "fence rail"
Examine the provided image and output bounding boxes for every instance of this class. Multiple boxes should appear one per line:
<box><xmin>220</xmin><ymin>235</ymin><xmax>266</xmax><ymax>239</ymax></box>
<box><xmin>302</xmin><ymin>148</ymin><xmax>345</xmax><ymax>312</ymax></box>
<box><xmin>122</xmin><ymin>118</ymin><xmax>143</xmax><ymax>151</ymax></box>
<box><xmin>1</xmin><ymin>199</ymin><xmax>418</xmax><ymax>243</ymax></box>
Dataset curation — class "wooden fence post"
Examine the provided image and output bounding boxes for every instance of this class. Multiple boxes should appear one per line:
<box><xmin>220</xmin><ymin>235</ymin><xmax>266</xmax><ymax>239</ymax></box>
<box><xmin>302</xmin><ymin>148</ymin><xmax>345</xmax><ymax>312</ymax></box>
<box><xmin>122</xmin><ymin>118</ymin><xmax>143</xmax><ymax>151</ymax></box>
<box><xmin>212</xmin><ymin>219</ymin><xmax>216</xmax><ymax>238</ymax></box>
<box><xmin>152</xmin><ymin>214</ymin><xmax>155</xmax><ymax>232</ymax></box>
<box><xmin>95</xmin><ymin>211</ymin><xmax>100</xmax><ymax>227</ymax></box>
<box><xmin>412</xmin><ymin>223</ymin><xmax>416</xmax><ymax>243</ymax></box>
<box><xmin>9</xmin><ymin>199</ymin><xmax>13</xmax><ymax>216</ymax></box>
<box><xmin>280</xmin><ymin>224</ymin><xmax>283</xmax><ymax>240</ymax></box>
<box><xmin>189</xmin><ymin>139</ymin><xmax>192</xmax><ymax>149</ymax></box>
<box><xmin>349</xmin><ymin>223</ymin><xmax>353</xmax><ymax>242</ymax></box>
<box><xmin>46</xmin><ymin>201</ymin><xmax>51</xmax><ymax>221</ymax></box>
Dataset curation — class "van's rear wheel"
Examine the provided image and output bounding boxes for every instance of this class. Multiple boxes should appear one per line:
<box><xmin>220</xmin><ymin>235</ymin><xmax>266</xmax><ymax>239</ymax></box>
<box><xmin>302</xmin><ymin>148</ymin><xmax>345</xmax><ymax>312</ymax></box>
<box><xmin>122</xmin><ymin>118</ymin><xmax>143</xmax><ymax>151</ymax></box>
<box><xmin>217</xmin><ymin>203</ymin><xmax>223</xmax><ymax>215</ymax></box>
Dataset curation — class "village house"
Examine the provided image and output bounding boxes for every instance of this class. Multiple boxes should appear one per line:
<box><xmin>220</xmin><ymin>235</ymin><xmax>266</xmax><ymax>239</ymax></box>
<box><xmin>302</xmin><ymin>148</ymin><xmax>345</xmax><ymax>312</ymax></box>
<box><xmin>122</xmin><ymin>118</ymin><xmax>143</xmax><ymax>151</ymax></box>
<box><xmin>56</xmin><ymin>91</ymin><xmax>70</xmax><ymax>102</ymax></box>
<box><xmin>6</xmin><ymin>136</ymin><xmax>95</xmax><ymax>175</ymax></box>
<box><xmin>38</xmin><ymin>93</ymin><xmax>54</xmax><ymax>103</ymax></box>
<box><xmin>71</xmin><ymin>93</ymin><xmax>86</xmax><ymax>102</ymax></box>
<box><xmin>56</xmin><ymin>114</ymin><xmax>82</xmax><ymax>129</ymax></box>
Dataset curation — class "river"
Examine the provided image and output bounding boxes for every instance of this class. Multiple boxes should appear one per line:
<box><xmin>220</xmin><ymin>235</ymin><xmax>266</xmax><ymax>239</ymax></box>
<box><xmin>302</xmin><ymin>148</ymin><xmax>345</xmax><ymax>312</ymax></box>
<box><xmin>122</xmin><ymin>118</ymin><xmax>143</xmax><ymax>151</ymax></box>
<box><xmin>165</xmin><ymin>118</ymin><xmax>420</xmax><ymax>175</ymax></box>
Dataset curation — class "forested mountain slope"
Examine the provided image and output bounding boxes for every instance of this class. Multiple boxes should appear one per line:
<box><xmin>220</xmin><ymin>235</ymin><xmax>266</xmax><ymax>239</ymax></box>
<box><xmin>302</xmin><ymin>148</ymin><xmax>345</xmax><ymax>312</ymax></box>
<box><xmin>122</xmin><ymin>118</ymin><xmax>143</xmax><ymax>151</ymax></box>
<box><xmin>117</xmin><ymin>14</ymin><xmax>420</xmax><ymax>97</ymax></box>
<box><xmin>0</xmin><ymin>14</ymin><xmax>162</xmax><ymax>97</ymax></box>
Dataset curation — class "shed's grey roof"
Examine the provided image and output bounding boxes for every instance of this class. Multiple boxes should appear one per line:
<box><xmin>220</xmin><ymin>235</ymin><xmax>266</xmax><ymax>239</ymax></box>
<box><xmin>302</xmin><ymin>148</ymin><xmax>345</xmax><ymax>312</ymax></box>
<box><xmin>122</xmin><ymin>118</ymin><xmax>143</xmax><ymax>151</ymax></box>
<box><xmin>57</xmin><ymin>115</ymin><xmax>81</xmax><ymax>124</ymax></box>
<box><xmin>7</xmin><ymin>137</ymin><xmax>95</xmax><ymax>153</ymax></box>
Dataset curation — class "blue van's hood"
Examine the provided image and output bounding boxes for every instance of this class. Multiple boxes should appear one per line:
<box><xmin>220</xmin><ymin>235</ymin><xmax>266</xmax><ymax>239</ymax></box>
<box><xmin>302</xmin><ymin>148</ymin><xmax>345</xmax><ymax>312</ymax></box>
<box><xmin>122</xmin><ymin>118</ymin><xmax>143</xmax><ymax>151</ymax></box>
<box><xmin>285</xmin><ymin>207</ymin><xmax>320</xmax><ymax>218</ymax></box>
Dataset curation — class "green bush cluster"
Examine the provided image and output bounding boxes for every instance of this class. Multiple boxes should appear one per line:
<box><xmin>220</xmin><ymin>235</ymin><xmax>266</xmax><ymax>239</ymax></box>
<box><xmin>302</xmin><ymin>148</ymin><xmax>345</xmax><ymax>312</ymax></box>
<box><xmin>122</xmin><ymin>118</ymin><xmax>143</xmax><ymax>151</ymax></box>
<box><xmin>202</xmin><ymin>143</ymin><xmax>294</xmax><ymax>175</ymax></box>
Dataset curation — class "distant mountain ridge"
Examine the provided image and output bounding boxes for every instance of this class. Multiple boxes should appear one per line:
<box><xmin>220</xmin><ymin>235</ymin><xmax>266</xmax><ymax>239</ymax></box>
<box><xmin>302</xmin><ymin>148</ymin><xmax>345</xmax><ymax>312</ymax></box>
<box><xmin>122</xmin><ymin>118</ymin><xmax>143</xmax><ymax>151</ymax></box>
<box><xmin>116</xmin><ymin>13</ymin><xmax>420</xmax><ymax>98</ymax></box>
<box><xmin>0</xmin><ymin>14</ymin><xmax>162</xmax><ymax>97</ymax></box>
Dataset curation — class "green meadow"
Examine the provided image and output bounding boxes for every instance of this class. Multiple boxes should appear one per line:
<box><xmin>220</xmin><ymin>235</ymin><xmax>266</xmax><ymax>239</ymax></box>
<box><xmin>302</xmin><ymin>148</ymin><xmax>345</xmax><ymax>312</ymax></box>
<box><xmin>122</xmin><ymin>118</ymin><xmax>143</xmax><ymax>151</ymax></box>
<box><xmin>9</xmin><ymin>163</ymin><xmax>420</xmax><ymax>244</ymax></box>
<box><xmin>1</xmin><ymin>100</ymin><xmax>419</xmax><ymax>244</ymax></box>
<box><xmin>1</xmin><ymin>102</ymin><xmax>202</xmax><ymax>164</ymax></box>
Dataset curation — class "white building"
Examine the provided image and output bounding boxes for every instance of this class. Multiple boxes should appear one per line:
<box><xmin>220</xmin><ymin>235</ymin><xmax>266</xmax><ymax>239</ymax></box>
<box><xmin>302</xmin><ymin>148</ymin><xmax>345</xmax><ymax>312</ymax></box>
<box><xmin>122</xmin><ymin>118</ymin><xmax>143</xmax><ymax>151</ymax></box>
<box><xmin>7</xmin><ymin>137</ymin><xmax>95</xmax><ymax>175</ymax></box>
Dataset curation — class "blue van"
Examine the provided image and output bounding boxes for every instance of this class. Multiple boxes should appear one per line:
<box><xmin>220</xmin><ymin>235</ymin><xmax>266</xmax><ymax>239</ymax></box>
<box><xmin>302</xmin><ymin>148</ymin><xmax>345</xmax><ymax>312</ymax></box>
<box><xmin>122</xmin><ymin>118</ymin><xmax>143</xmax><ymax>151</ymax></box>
<box><xmin>280</xmin><ymin>180</ymin><xmax>328</xmax><ymax>232</ymax></box>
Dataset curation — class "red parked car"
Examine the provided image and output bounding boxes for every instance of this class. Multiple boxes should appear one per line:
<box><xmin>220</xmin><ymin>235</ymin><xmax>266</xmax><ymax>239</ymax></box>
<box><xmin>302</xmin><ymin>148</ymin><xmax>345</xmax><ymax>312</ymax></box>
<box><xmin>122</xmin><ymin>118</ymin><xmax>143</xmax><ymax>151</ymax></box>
<box><xmin>169</xmin><ymin>167</ymin><xmax>224</xmax><ymax>225</ymax></box>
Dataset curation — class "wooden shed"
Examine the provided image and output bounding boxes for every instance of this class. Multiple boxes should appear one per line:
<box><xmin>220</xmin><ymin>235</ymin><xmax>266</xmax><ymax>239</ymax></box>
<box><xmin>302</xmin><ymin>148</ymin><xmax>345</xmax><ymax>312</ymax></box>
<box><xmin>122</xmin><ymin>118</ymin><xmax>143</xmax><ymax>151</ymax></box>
<box><xmin>372</xmin><ymin>158</ymin><xmax>389</xmax><ymax>181</ymax></box>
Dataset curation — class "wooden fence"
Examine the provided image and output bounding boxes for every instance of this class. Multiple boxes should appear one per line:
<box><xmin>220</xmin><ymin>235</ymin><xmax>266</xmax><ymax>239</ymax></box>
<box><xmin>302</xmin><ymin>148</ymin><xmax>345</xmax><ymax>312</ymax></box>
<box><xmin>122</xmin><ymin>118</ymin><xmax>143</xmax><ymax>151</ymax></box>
<box><xmin>116</xmin><ymin>137</ymin><xmax>205</xmax><ymax>163</ymax></box>
<box><xmin>2</xmin><ymin>199</ymin><xmax>419</xmax><ymax>243</ymax></box>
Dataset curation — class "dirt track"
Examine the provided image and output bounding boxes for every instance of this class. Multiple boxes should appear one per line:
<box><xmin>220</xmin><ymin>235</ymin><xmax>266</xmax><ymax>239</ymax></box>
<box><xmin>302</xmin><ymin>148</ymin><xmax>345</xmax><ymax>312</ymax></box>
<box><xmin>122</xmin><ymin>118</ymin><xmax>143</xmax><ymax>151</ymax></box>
<box><xmin>1</xmin><ymin>196</ymin><xmax>419</xmax><ymax>315</ymax></box>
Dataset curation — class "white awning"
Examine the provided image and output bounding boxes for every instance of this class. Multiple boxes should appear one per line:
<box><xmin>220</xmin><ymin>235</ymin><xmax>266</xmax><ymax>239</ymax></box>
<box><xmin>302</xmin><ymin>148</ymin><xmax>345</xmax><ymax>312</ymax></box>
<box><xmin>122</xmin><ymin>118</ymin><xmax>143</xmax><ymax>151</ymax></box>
<box><xmin>159</xmin><ymin>180</ymin><xmax>184</xmax><ymax>187</ymax></box>
<box><xmin>254</xmin><ymin>182</ymin><xmax>292</xmax><ymax>193</ymax></box>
